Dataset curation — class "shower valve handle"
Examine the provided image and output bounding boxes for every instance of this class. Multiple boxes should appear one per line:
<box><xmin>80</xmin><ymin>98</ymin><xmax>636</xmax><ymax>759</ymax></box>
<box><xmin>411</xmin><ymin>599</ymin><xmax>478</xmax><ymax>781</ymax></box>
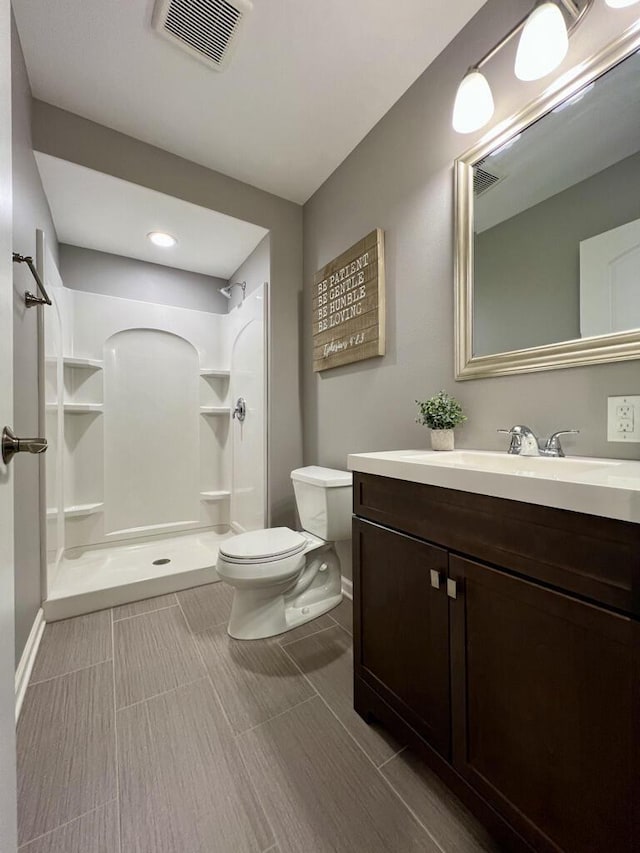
<box><xmin>232</xmin><ymin>398</ymin><xmax>247</xmax><ymax>423</ymax></box>
<box><xmin>2</xmin><ymin>426</ymin><xmax>48</xmax><ymax>465</ymax></box>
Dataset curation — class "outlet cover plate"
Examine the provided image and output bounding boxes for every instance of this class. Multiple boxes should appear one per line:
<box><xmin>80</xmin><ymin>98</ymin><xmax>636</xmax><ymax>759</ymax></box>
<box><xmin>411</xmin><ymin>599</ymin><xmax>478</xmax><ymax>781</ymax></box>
<box><xmin>607</xmin><ymin>395</ymin><xmax>640</xmax><ymax>442</ymax></box>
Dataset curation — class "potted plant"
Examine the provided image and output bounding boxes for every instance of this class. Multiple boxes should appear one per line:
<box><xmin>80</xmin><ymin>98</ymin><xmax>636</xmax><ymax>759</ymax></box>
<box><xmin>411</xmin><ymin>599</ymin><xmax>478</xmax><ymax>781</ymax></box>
<box><xmin>416</xmin><ymin>390</ymin><xmax>467</xmax><ymax>451</ymax></box>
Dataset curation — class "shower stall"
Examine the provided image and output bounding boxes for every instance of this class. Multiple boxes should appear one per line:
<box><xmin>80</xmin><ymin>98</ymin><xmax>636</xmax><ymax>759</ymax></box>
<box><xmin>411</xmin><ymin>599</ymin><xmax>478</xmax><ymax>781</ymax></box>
<box><xmin>39</xmin><ymin>233</ymin><xmax>268</xmax><ymax>620</ymax></box>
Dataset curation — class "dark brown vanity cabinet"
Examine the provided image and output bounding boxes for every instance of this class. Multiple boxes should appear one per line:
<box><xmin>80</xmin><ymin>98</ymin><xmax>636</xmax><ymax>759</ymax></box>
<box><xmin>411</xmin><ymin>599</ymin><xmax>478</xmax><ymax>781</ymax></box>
<box><xmin>355</xmin><ymin>520</ymin><xmax>450</xmax><ymax>758</ymax></box>
<box><xmin>353</xmin><ymin>473</ymin><xmax>640</xmax><ymax>853</ymax></box>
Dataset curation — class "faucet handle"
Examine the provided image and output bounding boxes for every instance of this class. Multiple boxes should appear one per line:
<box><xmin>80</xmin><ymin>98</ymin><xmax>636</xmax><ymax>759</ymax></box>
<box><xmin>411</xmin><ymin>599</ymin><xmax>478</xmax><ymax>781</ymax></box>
<box><xmin>497</xmin><ymin>427</ymin><xmax>521</xmax><ymax>455</ymax></box>
<box><xmin>545</xmin><ymin>429</ymin><xmax>579</xmax><ymax>457</ymax></box>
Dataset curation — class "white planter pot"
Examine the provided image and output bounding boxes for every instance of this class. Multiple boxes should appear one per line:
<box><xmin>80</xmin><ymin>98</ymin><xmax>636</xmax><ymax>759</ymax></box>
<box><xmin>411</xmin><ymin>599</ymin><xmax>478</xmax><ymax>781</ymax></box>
<box><xmin>430</xmin><ymin>429</ymin><xmax>455</xmax><ymax>451</ymax></box>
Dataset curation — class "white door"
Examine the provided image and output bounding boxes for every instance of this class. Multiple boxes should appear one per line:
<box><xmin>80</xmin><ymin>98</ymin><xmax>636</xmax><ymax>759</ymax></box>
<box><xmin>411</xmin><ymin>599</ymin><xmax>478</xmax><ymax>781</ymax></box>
<box><xmin>0</xmin><ymin>0</ymin><xmax>18</xmax><ymax>850</ymax></box>
<box><xmin>580</xmin><ymin>217</ymin><xmax>640</xmax><ymax>337</ymax></box>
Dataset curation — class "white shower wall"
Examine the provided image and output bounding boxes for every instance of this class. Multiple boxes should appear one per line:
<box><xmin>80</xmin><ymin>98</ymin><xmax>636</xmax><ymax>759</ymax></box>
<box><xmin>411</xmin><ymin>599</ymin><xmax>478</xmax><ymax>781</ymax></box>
<box><xmin>229</xmin><ymin>283</ymin><xmax>268</xmax><ymax>533</ymax></box>
<box><xmin>41</xmin><ymin>237</ymin><xmax>65</xmax><ymax>590</ymax></box>
<box><xmin>41</xmin><ymin>246</ymin><xmax>269</xmax><ymax>613</ymax></box>
<box><xmin>104</xmin><ymin>329</ymin><xmax>201</xmax><ymax>535</ymax></box>
<box><xmin>36</xmin><ymin>244</ymin><xmax>273</xmax><ymax>625</ymax></box>
<box><xmin>55</xmin><ymin>289</ymin><xmax>232</xmax><ymax>553</ymax></box>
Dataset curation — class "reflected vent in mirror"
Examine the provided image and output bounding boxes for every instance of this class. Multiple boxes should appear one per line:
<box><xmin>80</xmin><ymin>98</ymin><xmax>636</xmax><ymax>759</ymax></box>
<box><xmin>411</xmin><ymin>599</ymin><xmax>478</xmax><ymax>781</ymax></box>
<box><xmin>153</xmin><ymin>0</ymin><xmax>253</xmax><ymax>71</ymax></box>
<box><xmin>473</xmin><ymin>164</ymin><xmax>503</xmax><ymax>196</ymax></box>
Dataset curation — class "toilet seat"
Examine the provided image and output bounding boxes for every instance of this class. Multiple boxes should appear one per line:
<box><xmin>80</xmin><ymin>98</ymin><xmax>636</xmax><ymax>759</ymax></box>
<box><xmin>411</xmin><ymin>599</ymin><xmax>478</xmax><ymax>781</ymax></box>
<box><xmin>219</xmin><ymin>527</ymin><xmax>307</xmax><ymax>565</ymax></box>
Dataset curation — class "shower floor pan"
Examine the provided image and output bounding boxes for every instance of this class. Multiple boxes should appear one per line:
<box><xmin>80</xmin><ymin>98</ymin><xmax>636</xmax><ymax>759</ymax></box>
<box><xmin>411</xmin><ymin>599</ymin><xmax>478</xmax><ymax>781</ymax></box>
<box><xmin>44</xmin><ymin>528</ymin><xmax>234</xmax><ymax>621</ymax></box>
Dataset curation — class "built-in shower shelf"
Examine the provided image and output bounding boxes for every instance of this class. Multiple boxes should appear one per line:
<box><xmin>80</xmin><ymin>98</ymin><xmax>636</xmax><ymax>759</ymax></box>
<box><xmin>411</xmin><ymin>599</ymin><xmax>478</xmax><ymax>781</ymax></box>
<box><xmin>200</xmin><ymin>369</ymin><xmax>230</xmax><ymax>378</ymax></box>
<box><xmin>63</xmin><ymin>357</ymin><xmax>103</xmax><ymax>370</ymax></box>
<box><xmin>47</xmin><ymin>503</ymin><xmax>104</xmax><ymax>519</ymax></box>
<box><xmin>200</xmin><ymin>490</ymin><xmax>231</xmax><ymax>502</ymax></box>
<box><xmin>200</xmin><ymin>406</ymin><xmax>231</xmax><ymax>415</ymax></box>
<box><xmin>64</xmin><ymin>403</ymin><xmax>104</xmax><ymax>414</ymax></box>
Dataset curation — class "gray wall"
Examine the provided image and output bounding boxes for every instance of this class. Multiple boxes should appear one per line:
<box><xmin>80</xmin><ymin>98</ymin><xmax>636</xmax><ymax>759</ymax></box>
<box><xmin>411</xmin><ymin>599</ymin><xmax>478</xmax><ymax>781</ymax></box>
<box><xmin>11</xmin><ymin>16</ymin><xmax>58</xmax><ymax>666</ymax></box>
<box><xmin>303</xmin><ymin>0</ymin><xmax>640</xmax><ymax>469</ymax></box>
<box><xmin>475</xmin><ymin>151</ymin><xmax>640</xmax><ymax>355</ymax></box>
<box><xmin>227</xmin><ymin>234</ymin><xmax>270</xmax><ymax>311</ymax></box>
<box><xmin>32</xmin><ymin>101</ymin><xmax>303</xmax><ymax>528</ymax></box>
<box><xmin>59</xmin><ymin>244</ymin><xmax>230</xmax><ymax>314</ymax></box>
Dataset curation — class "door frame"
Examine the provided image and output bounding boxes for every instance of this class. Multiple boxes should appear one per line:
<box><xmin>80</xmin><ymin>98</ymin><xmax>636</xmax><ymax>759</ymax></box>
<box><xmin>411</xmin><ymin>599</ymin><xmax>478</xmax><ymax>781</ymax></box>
<box><xmin>0</xmin><ymin>0</ymin><xmax>18</xmax><ymax>849</ymax></box>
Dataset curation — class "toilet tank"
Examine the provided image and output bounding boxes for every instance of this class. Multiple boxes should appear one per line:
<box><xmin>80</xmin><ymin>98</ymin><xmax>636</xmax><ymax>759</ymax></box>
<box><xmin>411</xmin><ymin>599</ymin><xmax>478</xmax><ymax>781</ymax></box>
<box><xmin>291</xmin><ymin>466</ymin><xmax>353</xmax><ymax>541</ymax></box>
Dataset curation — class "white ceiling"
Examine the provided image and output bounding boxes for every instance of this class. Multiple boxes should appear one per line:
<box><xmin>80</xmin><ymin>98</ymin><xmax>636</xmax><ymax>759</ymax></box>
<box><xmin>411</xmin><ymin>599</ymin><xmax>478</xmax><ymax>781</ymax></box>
<box><xmin>36</xmin><ymin>152</ymin><xmax>268</xmax><ymax>278</ymax></box>
<box><xmin>13</xmin><ymin>0</ymin><xmax>485</xmax><ymax>203</ymax></box>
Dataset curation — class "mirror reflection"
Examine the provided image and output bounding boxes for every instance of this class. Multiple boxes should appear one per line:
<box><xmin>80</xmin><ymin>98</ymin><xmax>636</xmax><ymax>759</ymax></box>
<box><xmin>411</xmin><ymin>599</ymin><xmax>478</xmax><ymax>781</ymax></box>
<box><xmin>472</xmin><ymin>49</ymin><xmax>640</xmax><ymax>358</ymax></box>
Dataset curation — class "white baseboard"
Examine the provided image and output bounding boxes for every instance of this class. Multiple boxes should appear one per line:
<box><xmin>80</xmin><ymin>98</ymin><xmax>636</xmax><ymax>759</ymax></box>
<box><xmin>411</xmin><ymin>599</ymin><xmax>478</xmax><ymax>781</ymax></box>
<box><xmin>341</xmin><ymin>576</ymin><xmax>353</xmax><ymax>600</ymax></box>
<box><xmin>15</xmin><ymin>608</ymin><xmax>45</xmax><ymax>721</ymax></box>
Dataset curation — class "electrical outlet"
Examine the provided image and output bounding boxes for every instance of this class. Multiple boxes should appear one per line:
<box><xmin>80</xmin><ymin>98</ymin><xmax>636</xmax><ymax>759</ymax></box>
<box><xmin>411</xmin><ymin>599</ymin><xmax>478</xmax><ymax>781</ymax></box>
<box><xmin>608</xmin><ymin>396</ymin><xmax>640</xmax><ymax>442</ymax></box>
<box><xmin>616</xmin><ymin>404</ymin><xmax>634</xmax><ymax>420</ymax></box>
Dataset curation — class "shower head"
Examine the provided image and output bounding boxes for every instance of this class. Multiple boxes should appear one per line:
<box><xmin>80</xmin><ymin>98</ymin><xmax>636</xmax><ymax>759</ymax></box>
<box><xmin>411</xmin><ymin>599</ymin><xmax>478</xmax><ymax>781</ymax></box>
<box><xmin>220</xmin><ymin>281</ymin><xmax>247</xmax><ymax>300</ymax></box>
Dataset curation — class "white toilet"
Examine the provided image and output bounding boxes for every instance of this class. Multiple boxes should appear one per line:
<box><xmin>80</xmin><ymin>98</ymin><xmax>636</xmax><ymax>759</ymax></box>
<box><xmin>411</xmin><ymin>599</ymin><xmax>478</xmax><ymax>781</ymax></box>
<box><xmin>216</xmin><ymin>466</ymin><xmax>352</xmax><ymax>640</ymax></box>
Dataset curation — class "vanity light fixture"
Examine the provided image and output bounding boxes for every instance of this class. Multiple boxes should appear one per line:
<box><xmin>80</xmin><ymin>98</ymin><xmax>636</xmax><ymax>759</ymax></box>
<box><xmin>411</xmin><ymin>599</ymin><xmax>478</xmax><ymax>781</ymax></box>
<box><xmin>147</xmin><ymin>231</ymin><xmax>177</xmax><ymax>248</ymax></box>
<box><xmin>452</xmin><ymin>70</ymin><xmax>495</xmax><ymax>134</ymax></box>
<box><xmin>515</xmin><ymin>2</ymin><xmax>569</xmax><ymax>81</ymax></box>
<box><xmin>451</xmin><ymin>0</ymin><xmax>611</xmax><ymax>134</ymax></box>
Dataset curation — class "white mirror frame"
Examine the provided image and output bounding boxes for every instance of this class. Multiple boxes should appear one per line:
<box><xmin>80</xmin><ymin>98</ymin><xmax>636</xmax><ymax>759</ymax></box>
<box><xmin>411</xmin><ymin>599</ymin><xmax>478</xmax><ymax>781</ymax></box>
<box><xmin>455</xmin><ymin>20</ymin><xmax>640</xmax><ymax>380</ymax></box>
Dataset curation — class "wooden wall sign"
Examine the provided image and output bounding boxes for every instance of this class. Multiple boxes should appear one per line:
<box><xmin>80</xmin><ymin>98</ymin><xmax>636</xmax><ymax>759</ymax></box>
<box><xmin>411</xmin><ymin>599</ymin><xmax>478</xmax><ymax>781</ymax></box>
<box><xmin>313</xmin><ymin>229</ymin><xmax>385</xmax><ymax>372</ymax></box>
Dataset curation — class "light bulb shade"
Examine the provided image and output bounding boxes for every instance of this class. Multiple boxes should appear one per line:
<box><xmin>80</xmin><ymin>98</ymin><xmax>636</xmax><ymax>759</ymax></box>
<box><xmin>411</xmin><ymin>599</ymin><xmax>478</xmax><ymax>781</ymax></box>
<box><xmin>452</xmin><ymin>70</ymin><xmax>495</xmax><ymax>134</ymax></box>
<box><xmin>605</xmin><ymin>0</ymin><xmax>640</xmax><ymax>7</ymax></box>
<box><xmin>515</xmin><ymin>2</ymin><xmax>569</xmax><ymax>82</ymax></box>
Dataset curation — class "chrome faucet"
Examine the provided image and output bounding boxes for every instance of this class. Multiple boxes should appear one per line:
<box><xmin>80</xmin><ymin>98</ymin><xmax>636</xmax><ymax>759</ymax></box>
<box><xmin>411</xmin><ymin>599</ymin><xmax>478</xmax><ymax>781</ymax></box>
<box><xmin>497</xmin><ymin>425</ymin><xmax>579</xmax><ymax>457</ymax></box>
<box><xmin>498</xmin><ymin>425</ymin><xmax>540</xmax><ymax>456</ymax></box>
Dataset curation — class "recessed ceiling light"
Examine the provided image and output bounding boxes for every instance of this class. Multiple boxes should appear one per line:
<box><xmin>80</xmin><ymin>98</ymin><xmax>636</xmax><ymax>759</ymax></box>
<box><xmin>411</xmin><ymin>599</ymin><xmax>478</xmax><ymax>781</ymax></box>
<box><xmin>147</xmin><ymin>231</ymin><xmax>177</xmax><ymax>248</ymax></box>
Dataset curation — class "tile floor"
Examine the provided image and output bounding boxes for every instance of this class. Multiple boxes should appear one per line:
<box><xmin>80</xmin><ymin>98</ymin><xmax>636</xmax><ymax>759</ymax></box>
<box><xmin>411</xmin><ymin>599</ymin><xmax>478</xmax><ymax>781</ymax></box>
<box><xmin>17</xmin><ymin>584</ymin><xmax>500</xmax><ymax>852</ymax></box>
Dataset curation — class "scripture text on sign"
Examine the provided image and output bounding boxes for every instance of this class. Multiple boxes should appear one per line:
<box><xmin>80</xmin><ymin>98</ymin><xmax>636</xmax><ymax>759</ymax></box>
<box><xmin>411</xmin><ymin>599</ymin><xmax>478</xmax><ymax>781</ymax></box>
<box><xmin>312</xmin><ymin>229</ymin><xmax>385</xmax><ymax>371</ymax></box>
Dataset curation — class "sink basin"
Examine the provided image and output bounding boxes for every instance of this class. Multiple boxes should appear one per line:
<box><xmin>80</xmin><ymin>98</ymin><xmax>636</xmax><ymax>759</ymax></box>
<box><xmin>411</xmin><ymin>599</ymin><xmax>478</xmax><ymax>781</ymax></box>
<box><xmin>348</xmin><ymin>448</ymin><xmax>640</xmax><ymax>523</ymax></box>
<box><xmin>408</xmin><ymin>450</ymin><xmax>619</xmax><ymax>480</ymax></box>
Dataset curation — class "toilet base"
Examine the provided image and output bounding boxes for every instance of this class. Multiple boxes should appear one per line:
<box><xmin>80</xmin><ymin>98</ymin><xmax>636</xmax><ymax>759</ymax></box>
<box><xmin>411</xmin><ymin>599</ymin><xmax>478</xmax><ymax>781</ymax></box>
<box><xmin>227</xmin><ymin>591</ymin><xmax>343</xmax><ymax>641</ymax></box>
<box><xmin>226</xmin><ymin>545</ymin><xmax>343</xmax><ymax>640</ymax></box>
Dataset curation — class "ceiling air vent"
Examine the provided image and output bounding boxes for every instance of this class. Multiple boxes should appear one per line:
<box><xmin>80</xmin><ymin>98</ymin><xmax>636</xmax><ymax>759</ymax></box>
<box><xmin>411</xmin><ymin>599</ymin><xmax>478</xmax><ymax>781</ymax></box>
<box><xmin>473</xmin><ymin>164</ymin><xmax>503</xmax><ymax>196</ymax></box>
<box><xmin>153</xmin><ymin>0</ymin><xmax>253</xmax><ymax>72</ymax></box>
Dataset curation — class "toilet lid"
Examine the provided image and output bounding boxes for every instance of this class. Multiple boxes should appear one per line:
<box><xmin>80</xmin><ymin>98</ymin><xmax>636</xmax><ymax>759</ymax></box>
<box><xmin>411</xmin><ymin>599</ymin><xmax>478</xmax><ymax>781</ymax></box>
<box><xmin>219</xmin><ymin>528</ymin><xmax>307</xmax><ymax>563</ymax></box>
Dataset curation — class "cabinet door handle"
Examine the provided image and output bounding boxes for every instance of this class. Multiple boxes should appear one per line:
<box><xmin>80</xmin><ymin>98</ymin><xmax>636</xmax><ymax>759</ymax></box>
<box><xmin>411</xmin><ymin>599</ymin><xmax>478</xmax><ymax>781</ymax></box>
<box><xmin>447</xmin><ymin>579</ymin><xmax>458</xmax><ymax>599</ymax></box>
<box><xmin>430</xmin><ymin>569</ymin><xmax>441</xmax><ymax>589</ymax></box>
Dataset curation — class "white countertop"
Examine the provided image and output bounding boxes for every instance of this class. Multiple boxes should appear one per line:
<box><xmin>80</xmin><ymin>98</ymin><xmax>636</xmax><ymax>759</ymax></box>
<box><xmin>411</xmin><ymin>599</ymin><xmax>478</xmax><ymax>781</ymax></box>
<box><xmin>347</xmin><ymin>449</ymin><xmax>640</xmax><ymax>524</ymax></box>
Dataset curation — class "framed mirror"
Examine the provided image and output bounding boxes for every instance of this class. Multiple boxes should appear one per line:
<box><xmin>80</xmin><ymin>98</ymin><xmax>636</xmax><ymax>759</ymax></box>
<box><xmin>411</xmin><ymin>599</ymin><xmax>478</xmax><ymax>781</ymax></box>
<box><xmin>455</xmin><ymin>24</ymin><xmax>640</xmax><ymax>380</ymax></box>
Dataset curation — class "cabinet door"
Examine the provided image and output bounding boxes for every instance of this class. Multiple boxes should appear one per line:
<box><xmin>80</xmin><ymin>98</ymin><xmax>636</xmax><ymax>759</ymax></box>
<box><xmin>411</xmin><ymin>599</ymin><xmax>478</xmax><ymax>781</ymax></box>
<box><xmin>353</xmin><ymin>518</ymin><xmax>450</xmax><ymax>758</ymax></box>
<box><xmin>449</xmin><ymin>555</ymin><xmax>639</xmax><ymax>853</ymax></box>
